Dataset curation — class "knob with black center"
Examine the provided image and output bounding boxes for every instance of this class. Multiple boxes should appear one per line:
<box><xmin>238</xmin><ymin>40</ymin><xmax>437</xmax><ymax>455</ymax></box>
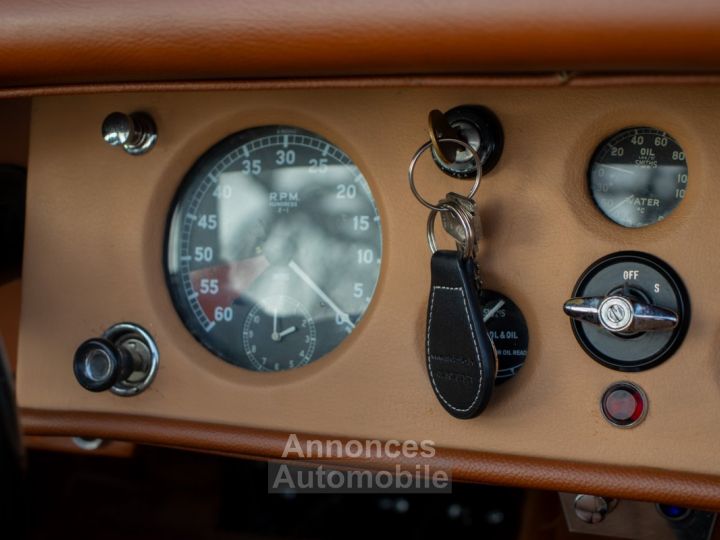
<box><xmin>72</xmin><ymin>324</ymin><xmax>160</xmax><ymax>396</ymax></box>
<box><xmin>73</xmin><ymin>338</ymin><xmax>134</xmax><ymax>393</ymax></box>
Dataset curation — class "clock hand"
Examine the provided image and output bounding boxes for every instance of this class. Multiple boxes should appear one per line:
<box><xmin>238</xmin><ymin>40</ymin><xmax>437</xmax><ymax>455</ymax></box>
<box><xmin>276</xmin><ymin>326</ymin><xmax>297</xmax><ymax>339</ymax></box>
<box><xmin>288</xmin><ymin>260</ymin><xmax>356</xmax><ymax>329</ymax></box>
<box><xmin>271</xmin><ymin>308</ymin><xmax>281</xmax><ymax>342</ymax></box>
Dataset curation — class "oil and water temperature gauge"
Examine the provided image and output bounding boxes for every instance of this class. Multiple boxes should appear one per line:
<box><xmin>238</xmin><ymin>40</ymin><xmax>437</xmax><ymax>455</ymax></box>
<box><xmin>588</xmin><ymin>127</ymin><xmax>688</xmax><ymax>228</ymax></box>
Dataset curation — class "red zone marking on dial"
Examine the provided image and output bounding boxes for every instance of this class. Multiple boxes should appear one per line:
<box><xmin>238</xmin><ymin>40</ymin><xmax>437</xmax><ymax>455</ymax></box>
<box><xmin>188</xmin><ymin>255</ymin><xmax>271</xmax><ymax>321</ymax></box>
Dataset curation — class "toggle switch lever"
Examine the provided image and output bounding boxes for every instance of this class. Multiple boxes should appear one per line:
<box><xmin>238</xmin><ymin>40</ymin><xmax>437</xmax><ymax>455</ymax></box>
<box><xmin>563</xmin><ymin>295</ymin><xmax>679</xmax><ymax>335</ymax></box>
<box><xmin>563</xmin><ymin>252</ymin><xmax>689</xmax><ymax>371</ymax></box>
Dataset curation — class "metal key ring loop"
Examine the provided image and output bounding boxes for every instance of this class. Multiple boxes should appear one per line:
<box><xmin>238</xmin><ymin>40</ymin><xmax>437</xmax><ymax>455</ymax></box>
<box><xmin>408</xmin><ymin>137</ymin><xmax>483</xmax><ymax>211</ymax></box>
<box><xmin>427</xmin><ymin>202</ymin><xmax>475</xmax><ymax>257</ymax></box>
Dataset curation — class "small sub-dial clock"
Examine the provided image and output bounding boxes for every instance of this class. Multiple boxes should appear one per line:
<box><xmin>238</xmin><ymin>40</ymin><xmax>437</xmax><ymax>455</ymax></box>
<box><xmin>242</xmin><ymin>295</ymin><xmax>317</xmax><ymax>372</ymax></box>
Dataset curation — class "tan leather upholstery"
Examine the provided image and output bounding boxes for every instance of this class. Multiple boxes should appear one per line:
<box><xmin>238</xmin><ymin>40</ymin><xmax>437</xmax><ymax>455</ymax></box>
<box><xmin>15</xmin><ymin>83</ymin><xmax>720</xmax><ymax>508</ymax></box>
<box><xmin>1</xmin><ymin>1</ymin><xmax>720</xmax><ymax>85</ymax></box>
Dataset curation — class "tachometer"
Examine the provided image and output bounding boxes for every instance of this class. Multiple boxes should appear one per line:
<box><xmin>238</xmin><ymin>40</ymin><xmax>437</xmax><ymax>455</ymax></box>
<box><xmin>165</xmin><ymin>126</ymin><xmax>382</xmax><ymax>371</ymax></box>
<box><xmin>588</xmin><ymin>127</ymin><xmax>688</xmax><ymax>228</ymax></box>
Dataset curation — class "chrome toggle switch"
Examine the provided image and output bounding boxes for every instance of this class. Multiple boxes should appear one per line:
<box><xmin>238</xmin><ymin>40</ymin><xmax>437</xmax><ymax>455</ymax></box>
<box><xmin>563</xmin><ymin>294</ymin><xmax>679</xmax><ymax>335</ymax></box>
<box><xmin>562</xmin><ymin>252</ymin><xmax>690</xmax><ymax>372</ymax></box>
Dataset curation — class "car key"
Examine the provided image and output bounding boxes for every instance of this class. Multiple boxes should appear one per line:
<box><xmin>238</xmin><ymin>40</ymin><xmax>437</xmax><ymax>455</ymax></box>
<box><xmin>409</xmin><ymin>136</ymin><xmax>499</xmax><ymax>419</ymax></box>
<box><xmin>425</xmin><ymin>198</ymin><xmax>497</xmax><ymax>419</ymax></box>
<box><xmin>439</xmin><ymin>192</ymin><xmax>482</xmax><ymax>259</ymax></box>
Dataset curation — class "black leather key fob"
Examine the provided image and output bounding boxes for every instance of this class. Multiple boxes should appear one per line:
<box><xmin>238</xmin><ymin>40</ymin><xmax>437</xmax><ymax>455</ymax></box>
<box><xmin>426</xmin><ymin>250</ymin><xmax>497</xmax><ymax>419</ymax></box>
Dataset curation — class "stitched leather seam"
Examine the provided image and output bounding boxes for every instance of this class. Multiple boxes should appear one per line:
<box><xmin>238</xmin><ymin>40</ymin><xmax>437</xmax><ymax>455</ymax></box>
<box><xmin>426</xmin><ymin>285</ymin><xmax>483</xmax><ymax>413</ymax></box>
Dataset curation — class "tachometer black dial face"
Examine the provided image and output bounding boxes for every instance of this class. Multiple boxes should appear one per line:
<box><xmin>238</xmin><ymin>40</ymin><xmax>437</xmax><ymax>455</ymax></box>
<box><xmin>588</xmin><ymin>127</ymin><xmax>688</xmax><ymax>228</ymax></box>
<box><xmin>166</xmin><ymin>126</ymin><xmax>382</xmax><ymax>372</ymax></box>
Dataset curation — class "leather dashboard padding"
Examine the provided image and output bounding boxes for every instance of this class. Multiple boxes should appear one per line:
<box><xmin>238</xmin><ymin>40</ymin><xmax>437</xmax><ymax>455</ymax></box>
<box><xmin>2</xmin><ymin>1</ymin><xmax>720</xmax><ymax>85</ymax></box>
<box><xmin>15</xmin><ymin>84</ymin><xmax>720</xmax><ymax>507</ymax></box>
<box><xmin>1</xmin><ymin>74</ymin><xmax>720</xmax><ymax>100</ymax></box>
<box><xmin>20</xmin><ymin>409</ymin><xmax>720</xmax><ymax>512</ymax></box>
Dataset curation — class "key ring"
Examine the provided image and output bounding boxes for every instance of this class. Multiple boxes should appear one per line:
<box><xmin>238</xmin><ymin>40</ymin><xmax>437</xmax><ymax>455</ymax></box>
<box><xmin>427</xmin><ymin>202</ymin><xmax>475</xmax><ymax>258</ymax></box>
<box><xmin>408</xmin><ymin>137</ymin><xmax>482</xmax><ymax>211</ymax></box>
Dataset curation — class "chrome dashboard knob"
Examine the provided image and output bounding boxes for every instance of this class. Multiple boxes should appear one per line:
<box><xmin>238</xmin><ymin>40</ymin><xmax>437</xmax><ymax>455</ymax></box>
<box><xmin>573</xmin><ymin>494</ymin><xmax>619</xmax><ymax>524</ymax></box>
<box><xmin>101</xmin><ymin>111</ymin><xmax>157</xmax><ymax>155</ymax></box>
<box><xmin>73</xmin><ymin>338</ymin><xmax>134</xmax><ymax>393</ymax></box>
<box><xmin>564</xmin><ymin>294</ymin><xmax>679</xmax><ymax>335</ymax></box>
<box><xmin>73</xmin><ymin>323</ymin><xmax>159</xmax><ymax>396</ymax></box>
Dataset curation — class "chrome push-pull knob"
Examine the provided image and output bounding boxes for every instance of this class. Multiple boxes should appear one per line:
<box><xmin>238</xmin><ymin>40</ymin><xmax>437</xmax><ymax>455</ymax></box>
<box><xmin>73</xmin><ymin>323</ymin><xmax>159</xmax><ymax>396</ymax></box>
<box><xmin>573</xmin><ymin>494</ymin><xmax>619</xmax><ymax>524</ymax></box>
<box><xmin>73</xmin><ymin>338</ymin><xmax>134</xmax><ymax>393</ymax></box>
<box><xmin>101</xmin><ymin>112</ymin><xmax>157</xmax><ymax>155</ymax></box>
<box><xmin>563</xmin><ymin>295</ymin><xmax>679</xmax><ymax>335</ymax></box>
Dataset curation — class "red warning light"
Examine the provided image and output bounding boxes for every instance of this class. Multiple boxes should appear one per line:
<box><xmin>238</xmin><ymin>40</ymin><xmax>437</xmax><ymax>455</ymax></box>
<box><xmin>601</xmin><ymin>383</ymin><xmax>648</xmax><ymax>428</ymax></box>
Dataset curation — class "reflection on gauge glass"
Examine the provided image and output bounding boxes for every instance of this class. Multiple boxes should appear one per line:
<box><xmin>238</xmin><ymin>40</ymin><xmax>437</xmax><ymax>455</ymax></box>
<box><xmin>588</xmin><ymin>127</ymin><xmax>688</xmax><ymax>228</ymax></box>
<box><xmin>165</xmin><ymin>126</ymin><xmax>382</xmax><ymax>372</ymax></box>
<box><xmin>479</xmin><ymin>290</ymin><xmax>529</xmax><ymax>383</ymax></box>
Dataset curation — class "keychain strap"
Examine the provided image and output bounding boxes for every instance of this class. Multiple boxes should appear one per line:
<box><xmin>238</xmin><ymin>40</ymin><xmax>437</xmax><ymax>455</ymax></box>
<box><xmin>408</xmin><ymin>130</ymin><xmax>499</xmax><ymax>419</ymax></box>
<box><xmin>426</xmin><ymin>251</ymin><xmax>497</xmax><ymax>418</ymax></box>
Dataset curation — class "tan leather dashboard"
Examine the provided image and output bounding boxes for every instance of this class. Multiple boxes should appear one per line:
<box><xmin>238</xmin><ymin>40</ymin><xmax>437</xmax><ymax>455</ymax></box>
<box><xmin>2</xmin><ymin>0</ymin><xmax>720</xmax><ymax>86</ymax></box>
<box><xmin>14</xmin><ymin>81</ymin><xmax>720</xmax><ymax>508</ymax></box>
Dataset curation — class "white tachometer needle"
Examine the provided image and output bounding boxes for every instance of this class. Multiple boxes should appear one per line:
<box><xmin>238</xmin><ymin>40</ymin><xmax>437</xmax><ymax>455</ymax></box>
<box><xmin>288</xmin><ymin>260</ymin><xmax>356</xmax><ymax>329</ymax></box>
<box><xmin>483</xmin><ymin>299</ymin><xmax>506</xmax><ymax>323</ymax></box>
